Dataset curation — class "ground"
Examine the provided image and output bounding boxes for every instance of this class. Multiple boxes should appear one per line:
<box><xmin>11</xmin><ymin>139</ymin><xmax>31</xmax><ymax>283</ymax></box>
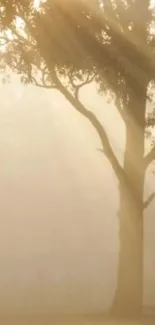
<box><xmin>0</xmin><ymin>314</ymin><xmax>155</xmax><ymax>325</ymax></box>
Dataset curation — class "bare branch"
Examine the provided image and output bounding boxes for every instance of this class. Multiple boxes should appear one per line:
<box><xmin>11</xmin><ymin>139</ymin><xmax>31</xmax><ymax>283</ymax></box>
<box><xmin>77</xmin><ymin>73</ymin><xmax>96</xmax><ymax>88</ymax></box>
<box><xmin>143</xmin><ymin>192</ymin><xmax>155</xmax><ymax>209</ymax></box>
<box><xmin>144</xmin><ymin>146</ymin><xmax>155</xmax><ymax>169</ymax></box>
<box><xmin>30</xmin><ymin>75</ymin><xmax>55</xmax><ymax>89</ymax></box>
<box><xmin>69</xmin><ymin>71</ymin><xmax>96</xmax><ymax>98</ymax></box>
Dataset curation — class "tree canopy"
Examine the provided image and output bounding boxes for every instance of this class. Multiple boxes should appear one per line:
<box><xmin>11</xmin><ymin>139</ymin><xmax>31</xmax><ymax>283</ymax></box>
<box><xmin>1</xmin><ymin>0</ymin><xmax>155</xmax><ymax>95</ymax></box>
<box><xmin>0</xmin><ymin>0</ymin><xmax>155</xmax><ymax>183</ymax></box>
<box><xmin>0</xmin><ymin>0</ymin><xmax>155</xmax><ymax>176</ymax></box>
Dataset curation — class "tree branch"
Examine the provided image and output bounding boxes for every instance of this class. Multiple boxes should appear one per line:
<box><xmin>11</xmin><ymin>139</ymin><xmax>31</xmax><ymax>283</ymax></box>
<box><xmin>143</xmin><ymin>192</ymin><xmax>155</xmax><ymax>210</ymax></box>
<box><xmin>42</xmin><ymin>66</ymin><xmax>143</xmax><ymax>206</ymax></box>
<box><xmin>30</xmin><ymin>75</ymin><xmax>54</xmax><ymax>88</ymax></box>
<box><xmin>69</xmin><ymin>70</ymin><xmax>96</xmax><ymax>98</ymax></box>
<box><xmin>144</xmin><ymin>146</ymin><xmax>155</xmax><ymax>169</ymax></box>
<box><xmin>9</xmin><ymin>26</ymin><xmax>36</xmax><ymax>49</ymax></box>
<box><xmin>52</xmin><ymin>69</ymin><xmax>126</xmax><ymax>182</ymax></box>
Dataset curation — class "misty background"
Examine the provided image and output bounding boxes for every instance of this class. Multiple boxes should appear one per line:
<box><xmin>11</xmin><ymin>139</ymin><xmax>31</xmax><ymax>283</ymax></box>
<box><xmin>0</xmin><ymin>74</ymin><xmax>154</xmax><ymax>315</ymax></box>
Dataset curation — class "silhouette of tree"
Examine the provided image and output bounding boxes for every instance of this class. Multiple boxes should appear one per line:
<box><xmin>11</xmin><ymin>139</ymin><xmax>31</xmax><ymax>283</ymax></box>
<box><xmin>1</xmin><ymin>0</ymin><xmax>155</xmax><ymax>317</ymax></box>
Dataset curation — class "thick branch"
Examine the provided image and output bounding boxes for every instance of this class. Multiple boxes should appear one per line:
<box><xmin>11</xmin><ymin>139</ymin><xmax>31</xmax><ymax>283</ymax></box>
<box><xmin>52</xmin><ymin>70</ymin><xmax>126</xmax><ymax>182</ymax></box>
<box><xmin>144</xmin><ymin>146</ymin><xmax>155</xmax><ymax>169</ymax></box>
<box><xmin>143</xmin><ymin>192</ymin><xmax>155</xmax><ymax>210</ymax></box>
<box><xmin>41</xmin><ymin>66</ymin><xmax>143</xmax><ymax>207</ymax></box>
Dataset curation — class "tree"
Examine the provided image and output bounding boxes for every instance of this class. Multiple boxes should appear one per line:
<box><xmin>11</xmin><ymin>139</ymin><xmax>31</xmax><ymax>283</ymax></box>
<box><xmin>1</xmin><ymin>0</ymin><xmax>155</xmax><ymax>317</ymax></box>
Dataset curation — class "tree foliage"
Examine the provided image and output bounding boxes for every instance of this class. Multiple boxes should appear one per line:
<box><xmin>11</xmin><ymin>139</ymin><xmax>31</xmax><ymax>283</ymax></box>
<box><xmin>0</xmin><ymin>1</ymin><xmax>155</xmax><ymax>111</ymax></box>
<box><xmin>0</xmin><ymin>0</ymin><xmax>155</xmax><ymax>193</ymax></box>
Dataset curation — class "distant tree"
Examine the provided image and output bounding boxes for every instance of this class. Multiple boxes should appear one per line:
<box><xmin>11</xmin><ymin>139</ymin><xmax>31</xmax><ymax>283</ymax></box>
<box><xmin>1</xmin><ymin>0</ymin><xmax>155</xmax><ymax>317</ymax></box>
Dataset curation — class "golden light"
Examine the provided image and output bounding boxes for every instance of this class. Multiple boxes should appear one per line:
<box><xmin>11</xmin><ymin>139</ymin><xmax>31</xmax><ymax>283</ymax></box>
<box><xmin>33</xmin><ymin>0</ymin><xmax>41</xmax><ymax>10</ymax></box>
<box><xmin>150</xmin><ymin>0</ymin><xmax>155</xmax><ymax>8</ymax></box>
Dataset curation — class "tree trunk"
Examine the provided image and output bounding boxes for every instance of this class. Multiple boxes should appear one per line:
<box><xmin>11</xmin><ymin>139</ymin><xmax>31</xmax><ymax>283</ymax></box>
<box><xmin>113</xmin><ymin>181</ymin><xmax>144</xmax><ymax>316</ymax></box>
<box><xmin>112</xmin><ymin>93</ymin><xmax>146</xmax><ymax>317</ymax></box>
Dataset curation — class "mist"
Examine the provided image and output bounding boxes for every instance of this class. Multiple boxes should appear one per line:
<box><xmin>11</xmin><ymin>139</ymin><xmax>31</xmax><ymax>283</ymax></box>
<box><xmin>0</xmin><ymin>75</ymin><xmax>154</xmax><ymax>316</ymax></box>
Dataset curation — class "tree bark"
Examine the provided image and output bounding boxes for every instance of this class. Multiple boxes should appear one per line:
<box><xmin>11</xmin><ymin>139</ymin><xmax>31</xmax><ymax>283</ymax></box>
<box><xmin>113</xmin><ymin>182</ymin><xmax>144</xmax><ymax>316</ymax></box>
<box><xmin>112</xmin><ymin>93</ymin><xmax>146</xmax><ymax>317</ymax></box>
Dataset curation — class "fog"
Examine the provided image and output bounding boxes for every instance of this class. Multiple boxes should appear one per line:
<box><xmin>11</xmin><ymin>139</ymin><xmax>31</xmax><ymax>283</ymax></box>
<box><xmin>0</xmin><ymin>75</ymin><xmax>154</xmax><ymax>316</ymax></box>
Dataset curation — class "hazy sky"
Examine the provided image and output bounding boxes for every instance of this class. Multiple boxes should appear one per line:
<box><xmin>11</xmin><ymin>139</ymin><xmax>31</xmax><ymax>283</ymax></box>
<box><xmin>0</xmin><ymin>74</ymin><xmax>154</xmax><ymax>315</ymax></box>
